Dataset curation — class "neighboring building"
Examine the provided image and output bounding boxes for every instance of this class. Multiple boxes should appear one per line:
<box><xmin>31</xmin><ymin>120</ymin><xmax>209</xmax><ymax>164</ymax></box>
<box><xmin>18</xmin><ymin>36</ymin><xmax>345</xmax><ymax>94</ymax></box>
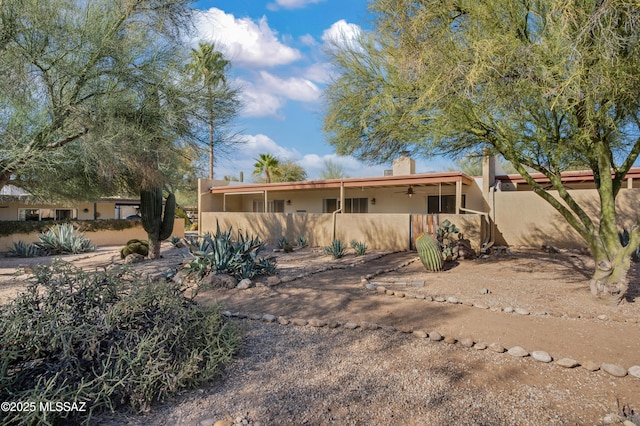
<box><xmin>0</xmin><ymin>186</ymin><xmax>139</xmax><ymax>221</ymax></box>
<box><xmin>198</xmin><ymin>155</ymin><xmax>640</xmax><ymax>251</ymax></box>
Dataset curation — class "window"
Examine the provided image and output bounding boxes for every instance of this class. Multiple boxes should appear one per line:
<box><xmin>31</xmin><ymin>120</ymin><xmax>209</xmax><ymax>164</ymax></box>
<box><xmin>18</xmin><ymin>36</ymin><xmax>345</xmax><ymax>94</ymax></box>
<box><xmin>427</xmin><ymin>195</ymin><xmax>465</xmax><ymax>214</ymax></box>
<box><xmin>252</xmin><ymin>200</ymin><xmax>285</xmax><ymax>212</ymax></box>
<box><xmin>18</xmin><ymin>208</ymin><xmax>77</xmax><ymax>221</ymax></box>
<box><xmin>344</xmin><ymin>198</ymin><xmax>368</xmax><ymax>213</ymax></box>
<box><xmin>323</xmin><ymin>198</ymin><xmax>369</xmax><ymax>213</ymax></box>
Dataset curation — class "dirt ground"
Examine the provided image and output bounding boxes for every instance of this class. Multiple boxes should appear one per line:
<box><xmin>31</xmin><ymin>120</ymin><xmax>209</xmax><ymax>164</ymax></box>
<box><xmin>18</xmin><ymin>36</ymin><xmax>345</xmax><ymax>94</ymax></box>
<box><xmin>1</xmin><ymin>244</ymin><xmax>639</xmax><ymax>424</ymax></box>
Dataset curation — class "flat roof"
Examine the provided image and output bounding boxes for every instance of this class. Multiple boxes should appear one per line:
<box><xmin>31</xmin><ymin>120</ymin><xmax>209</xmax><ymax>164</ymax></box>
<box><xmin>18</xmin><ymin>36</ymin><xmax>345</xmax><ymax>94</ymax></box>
<box><xmin>208</xmin><ymin>171</ymin><xmax>474</xmax><ymax>194</ymax></box>
<box><xmin>496</xmin><ymin>167</ymin><xmax>640</xmax><ymax>185</ymax></box>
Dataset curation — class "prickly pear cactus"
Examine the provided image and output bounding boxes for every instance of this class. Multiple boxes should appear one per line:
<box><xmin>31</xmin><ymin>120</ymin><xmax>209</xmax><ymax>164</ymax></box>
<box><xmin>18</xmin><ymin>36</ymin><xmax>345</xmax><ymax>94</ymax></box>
<box><xmin>416</xmin><ymin>233</ymin><xmax>444</xmax><ymax>272</ymax></box>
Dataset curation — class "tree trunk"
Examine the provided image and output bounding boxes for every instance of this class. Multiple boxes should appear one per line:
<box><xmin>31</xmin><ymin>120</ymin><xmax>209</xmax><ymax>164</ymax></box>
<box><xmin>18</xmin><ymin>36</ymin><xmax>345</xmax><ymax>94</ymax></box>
<box><xmin>589</xmin><ymin>243</ymin><xmax>633</xmax><ymax>305</ymax></box>
<box><xmin>148</xmin><ymin>237</ymin><xmax>161</xmax><ymax>260</ymax></box>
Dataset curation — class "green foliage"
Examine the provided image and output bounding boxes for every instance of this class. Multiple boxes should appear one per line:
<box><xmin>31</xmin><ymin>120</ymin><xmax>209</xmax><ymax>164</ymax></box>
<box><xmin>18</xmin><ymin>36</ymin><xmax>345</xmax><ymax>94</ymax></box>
<box><xmin>0</xmin><ymin>0</ymin><xmax>196</xmax><ymax>199</ymax></box>
<box><xmin>324</xmin><ymin>0</ymin><xmax>640</xmax><ymax>294</ymax></box>
<box><xmin>169</xmin><ymin>236</ymin><xmax>184</xmax><ymax>248</ymax></box>
<box><xmin>349</xmin><ymin>239</ymin><xmax>358</xmax><ymax>249</ymax></box>
<box><xmin>183</xmin><ymin>222</ymin><xmax>277</xmax><ymax>280</ymax></box>
<box><xmin>27</xmin><ymin>223</ymin><xmax>96</xmax><ymax>255</ymax></box>
<box><xmin>0</xmin><ymin>219</ymin><xmax>140</xmax><ymax>238</ymax></box>
<box><xmin>618</xmin><ymin>229</ymin><xmax>640</xmax><ymax>262</ymax></box>
<box><xmin>297</xmin><ymin>236</ymin><xmax>308</xmax><ymax>248</ymax></box>
<box><xmin>271</xmin><ymin>160</ymin><xmax>307</xmax><ymax>183</ymax></box>
<box><xmin>7</xmin><ymin>241</ymin><xmax>41</xmax><ymax>258</ymax></box>
<box><xmin>353</xmin><ymin>241</ymin><xmax>367</xmax><ymax>256</ymax></box>
<box><xmin>140</xmin><ymin>189</ymin><xmax>176</xmax><ymax>258</ymax></box>
<box><xmin>0</xmin><ymin>262</ymin><xmax>240</xmax><ymax>425</ymax></box>
<box><xmin>278</xmin><ymin>237</ymin><xmax>289</xmax><ymax>249</ymax></box>
<box><xmin>252</xmin><ymin>153</ymin><xmax>281</xmax><ymax>183</ymax></box>
<box><xmin>436</xmin><ymin>220</ymin><xmax>460</xmax><ymax>259</ymax></box>
<box><xmin>120</xmin><ymin>239</ymin><xmax>150</xmax><ymax>259</ymax></box>
<box><xmin>416</xmin><ymin>233</ymin><xmax>444</xmax><ymax>272</ymax></box>
<box><xmin>324</xmin><ymin>240</ymin><xmax>347</xmax><ymax>259</ymax></box>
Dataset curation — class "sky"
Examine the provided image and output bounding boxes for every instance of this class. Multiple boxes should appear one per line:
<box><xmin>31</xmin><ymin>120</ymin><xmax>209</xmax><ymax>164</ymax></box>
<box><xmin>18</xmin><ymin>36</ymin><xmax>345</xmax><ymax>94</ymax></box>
<box><xmin>191</xmin><ymin>0</ymin><xmax>456</xmax><ymax>182</ymax></box>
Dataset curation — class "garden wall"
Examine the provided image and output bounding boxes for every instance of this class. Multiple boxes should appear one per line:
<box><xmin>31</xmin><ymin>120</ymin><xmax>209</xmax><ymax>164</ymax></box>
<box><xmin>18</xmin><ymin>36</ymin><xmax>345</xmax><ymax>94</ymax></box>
<box><xmin>201</xmin><ymin>212</ymin><xmax>482</xmax><ymax>251</ymax></box>
<box><xmin>0</xmin><ymin>219</ymin><xmax>184</xmax><ymax>253</ymax></box>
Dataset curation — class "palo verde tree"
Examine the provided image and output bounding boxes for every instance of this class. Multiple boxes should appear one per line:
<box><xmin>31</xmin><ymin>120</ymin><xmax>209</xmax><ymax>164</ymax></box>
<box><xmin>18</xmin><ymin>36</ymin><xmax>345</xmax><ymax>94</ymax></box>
<box><xmin>324</xmin><ymin>0</ymin><xmax>640</xmax><ymax>303</ymax></box>
<box><xmin>0</xmin><ymin>0</ymin><xmax>194</xmax><ymax>200</ymax></box>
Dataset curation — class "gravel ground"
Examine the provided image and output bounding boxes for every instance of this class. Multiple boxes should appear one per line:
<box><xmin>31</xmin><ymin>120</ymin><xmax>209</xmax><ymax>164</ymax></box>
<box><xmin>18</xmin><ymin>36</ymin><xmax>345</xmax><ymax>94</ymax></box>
<box><xmin>95</xmin><ymin>320</ymin><xmax>629</xmax><ymax>426</ymax></box>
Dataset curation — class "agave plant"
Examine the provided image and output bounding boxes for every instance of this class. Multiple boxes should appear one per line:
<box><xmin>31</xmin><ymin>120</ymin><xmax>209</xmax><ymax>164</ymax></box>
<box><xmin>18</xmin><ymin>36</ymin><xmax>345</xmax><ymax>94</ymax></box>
<box><xmin>297</xmin><ymin>235</ymin><xmax>308</xmax><ymax>248</ymax></box>
<box><xmin>324</xmin><ymin>239</ymin><xmax>347</xmax><ymax>259</ymax></box>
<box><xmin>353</xmin><ymin>241</ymin><xmax>367</xmax><ymax>256</ymax></box>
<box><xmin>8</xmin><ymin>241</ymin><xmax>41</xmax><ymax>258</ymax></box>
<box><xmin>35</xmin><ymin>224</ymin><xmax>95</xmax><ymax>255</ymax></box>
<box><xmin>184</xmin><ymin>221</ymin><xmax>276</xmax><ymax>280</ymax></box>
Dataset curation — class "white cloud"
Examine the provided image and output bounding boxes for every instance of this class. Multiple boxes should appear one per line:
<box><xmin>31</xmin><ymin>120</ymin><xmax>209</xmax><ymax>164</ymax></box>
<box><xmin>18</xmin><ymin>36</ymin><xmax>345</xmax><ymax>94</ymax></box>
<box><xmin>258</xmin><ymin>71</ymin><xmax>321</xmax><ymax>102</ymax></box>
<box><xmin>299</xmin><ymin>34</ymin><xmax>317</xmax><ymax>47</ymax></box>
<box><xmin>237</xmin><ymin>78</ymin><xmax>285</xmax><ymax>118</ymax></box>
<box><xmin>195</xmin><ymin>8</ymin><xmax>301</xmax><ymax>68</ymax></box>
<box><xmin>302</xmin><ymin>62</ymin><xmax>335</xmax><ymax>84</ymax></box>
<box><xmin>266</xmin><ymin>0</ymin><xmax>326</xmax><ymax>11</ymax></box>
<box><xmin>321</xmin><ymin>19</ymin><xmax>362</xmax><ymax>48</ymax></box>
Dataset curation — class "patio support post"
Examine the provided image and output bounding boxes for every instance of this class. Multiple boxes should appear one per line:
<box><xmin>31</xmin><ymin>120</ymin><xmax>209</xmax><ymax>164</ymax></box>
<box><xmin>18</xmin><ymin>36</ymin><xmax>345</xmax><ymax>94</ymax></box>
<box><xmin>455</xmin><ymin>179</ymin><xmax>462</xmax><ymax>214</ymax></box>
<box><xmin>264</xmin><ymin>190</ymin><xmax>268</xmax><ymax>212</ymax></box>
<box><xmin>340</xmin><ymin>180</ymin><xmax>345</xmax><ymax>213</ymax></box>
<box><xmin>628</xmin><ymin>177</ymin><xmax>633</xmax><ymax>189</ymax></box>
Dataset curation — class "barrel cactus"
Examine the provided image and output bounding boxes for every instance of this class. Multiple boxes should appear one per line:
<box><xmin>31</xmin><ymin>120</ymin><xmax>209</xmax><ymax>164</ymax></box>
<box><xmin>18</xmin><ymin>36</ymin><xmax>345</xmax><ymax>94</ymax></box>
<box><xmin>416</xmin><ymin>233</ymin><xmax>444</xmax><ymax>272</ymax></box>
<box><xmin>140</xmin><ymin>188</ymin><xmax>176</xmax><ymax>259</ymax></box>
<box><xmin>120</xmin><ymin>239</ymin><xmax>150</xmax><ymax>259</ymax></box>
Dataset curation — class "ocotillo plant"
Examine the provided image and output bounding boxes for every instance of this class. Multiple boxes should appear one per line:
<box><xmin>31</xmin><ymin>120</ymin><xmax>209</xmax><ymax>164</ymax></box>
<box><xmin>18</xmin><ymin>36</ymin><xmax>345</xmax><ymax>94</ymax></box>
<box><xmin>140</xmin><ymin>188</ymin><xmax>176</xmax><ymax>259</ymax></box>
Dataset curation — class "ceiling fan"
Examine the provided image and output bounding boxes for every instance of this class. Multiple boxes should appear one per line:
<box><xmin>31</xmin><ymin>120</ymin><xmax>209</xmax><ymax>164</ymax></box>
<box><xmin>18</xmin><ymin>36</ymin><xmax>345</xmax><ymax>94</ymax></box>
<box><xmin>395</xmin><ymin>185</ymin><xmax>424</xmax><ymax>198</ymax></box>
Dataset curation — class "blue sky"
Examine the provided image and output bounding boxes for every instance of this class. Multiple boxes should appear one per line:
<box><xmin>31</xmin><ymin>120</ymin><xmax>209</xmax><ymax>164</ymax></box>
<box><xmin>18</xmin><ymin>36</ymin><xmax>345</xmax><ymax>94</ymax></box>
<box><xmin>192</xmin><ymin>0</ymin><xmax>455</xmax><ymax>181</ymax></box>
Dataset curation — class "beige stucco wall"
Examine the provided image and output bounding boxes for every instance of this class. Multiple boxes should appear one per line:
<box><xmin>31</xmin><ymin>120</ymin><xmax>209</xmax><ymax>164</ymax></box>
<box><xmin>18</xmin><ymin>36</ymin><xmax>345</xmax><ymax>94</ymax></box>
<box><xmin>0</xmin><ymin>219</ymin><xmax>184</xmax><ymax>252</ymax></box>
<box><xmin>492</xmin><ymin>188</ymin><xmax>640</xmax><ymax>248</ymax></box>
<box><xmin>202</xmin><ymin>212</ymin><xmax>411</xmax><ymax>250</ymax></box>
<box><xmin>201</xmin><ymin>212</ymin><xmax>484</xmax><ymax>252</ymax></box>
<box><xmin>0</xmin><ymin>201</ymin><xmax>117</xmax><ymax>221</ymax></box>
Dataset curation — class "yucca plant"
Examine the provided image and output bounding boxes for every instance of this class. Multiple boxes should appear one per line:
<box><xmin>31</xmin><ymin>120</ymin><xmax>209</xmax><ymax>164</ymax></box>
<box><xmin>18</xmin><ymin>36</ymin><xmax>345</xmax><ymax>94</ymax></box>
<box><xmin>324</xmin><ymin>239</ymin><xmax>347</xmax><ymax>259</ymax></box>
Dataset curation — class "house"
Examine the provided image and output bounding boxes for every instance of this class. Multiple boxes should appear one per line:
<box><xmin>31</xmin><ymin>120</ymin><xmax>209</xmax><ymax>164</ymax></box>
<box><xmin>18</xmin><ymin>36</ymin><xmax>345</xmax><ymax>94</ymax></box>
<box><xmin>0</xmin><ymin>185</ymin><xmax>140</xmax><ymax>221</ymax></box>
<box><xmin>197</xmin><ymin>154</ymin><xmax>640</xmax><ymax>251</ymax></box>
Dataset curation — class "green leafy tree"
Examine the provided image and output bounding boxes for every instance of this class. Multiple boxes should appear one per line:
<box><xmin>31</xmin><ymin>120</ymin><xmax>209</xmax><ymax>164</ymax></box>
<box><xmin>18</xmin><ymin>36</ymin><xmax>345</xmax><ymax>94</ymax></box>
<box><xmin>253</xmin><ymin>154</ymin><xmax>282</xmax><ymax>183</ymax></box>
<box><xmin>187</xmin><ymin>42</ymin><xmax>242</xmax><ymax>180</ymax></box>
<box><xmin>319</xmin><ymin>158</ymin><xmax>350</xmax><ymax>180</ymax></box>
<box><xmin>0</xmin><ymin>0</ymin><xmax>194</xmax><ymax>200</ymax></box>
<box><xmin>324</xmin><ymin>0</ymin><xmax>640</xmax><ymax>302</ymax></box>
<box><xmin>272</xmin><ymin>160</ymin><xmax>307</xmax><ymax>182</ymax></box>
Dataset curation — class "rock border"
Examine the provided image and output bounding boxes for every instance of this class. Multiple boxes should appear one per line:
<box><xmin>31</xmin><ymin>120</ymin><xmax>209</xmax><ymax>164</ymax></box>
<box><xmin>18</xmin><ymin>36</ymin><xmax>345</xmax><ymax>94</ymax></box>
<box><xmin>222</xmin><ymin>310</ymin><xmax>640</xmax><ymax>381</ymax></box>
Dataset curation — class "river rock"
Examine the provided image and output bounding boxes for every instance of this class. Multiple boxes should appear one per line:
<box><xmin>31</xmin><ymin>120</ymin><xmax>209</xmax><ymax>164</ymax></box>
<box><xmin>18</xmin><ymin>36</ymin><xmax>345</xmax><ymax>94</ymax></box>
<box><xmin>291</xmin><ymin>318</ymin><xmax>308</xmax><ymax>326</ymax></box>
<box><xmin>236</xmin><ymin>278</ymin><xmax>252</xmax><ymax>290</ymax></box>
<box><xmin>531</xmin><ymin>351</ymin><xmax>552</xmax><ymax>363</ymax></box>
<box><xmin>601</xmin><ymin>363</ymin><xmax>627</xmax><ymax>377</ymax></box>
<box><xmin>447</xmin><ymin>297</ymin><xmax>460</xmax><ymax>304</ymax></box>
<box><xmin>489</xmin><ymin>343</ymin><xmax>505</xmax><ymax>353</ymax></box>
<box><xmin>343</xmin><ymin>322</ymin><xmax>359</xmax><ymax>330</ymax></box>
<box><xmin>503</xmin><ymin>307</ymin><xmax>514</xmax><ymax>313</ymax></box>
<box><xmin>360</xmin><ymin>322</ymin><xmax>379</xmax><ymax>330</ymax></box>
<box><xmin>507</xmin><ymin>346</ymin><xmax>529</xmax><ymax>357</ymax></box>
<box><xmin>444</xmin><ymin>336</ymin><xmax>456</xmax><ymax>344</ymax></box>
<box><xmin>413</xmin><ymin>330</ymin><xmax>428</xmax><ymax>338</ymax></box>
<box><xmin>515</xmin><ymin>307</ymin><xmax>530</xmax><ymax>315</ymax></box>
<box><xmin>262</xmin><ymin>314</ymin><xmax>276</xmax><ymax>323</ymax></box>
<box><xmin>581</xmin><ymin>360</ymin><xmax>600</xmax><ymax>371</ymax></box>
<box><xmin>460</xmin><ymin>338</ymin><xmax>475</xmax><ymax>348</ymax></box>
<box><xmin>429</xmin><ymin>331</ymin><xmax>443</xmax><ymax>341</ymax></box>
<box><xmin>556</xmin><ymin>358</ymin><xmax>579</xmax><ymax>368</ymax></box>
<box><xmin>308</xmin><ymin>318</ymin><xmax>326</xmax><ymax>327</ymax></box>
<box><xmin>628</xmin><ymin>365</ymin><xmax>640</xmax><ymax>378</ymax></box>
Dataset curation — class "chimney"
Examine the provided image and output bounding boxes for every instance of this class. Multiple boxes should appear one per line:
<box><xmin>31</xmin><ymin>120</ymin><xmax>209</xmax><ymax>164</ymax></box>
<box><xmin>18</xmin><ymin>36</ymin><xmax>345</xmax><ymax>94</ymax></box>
<box><xmin>482</xmin><ymin>149</ymin><xmax>496</xmax><ymax>195</ymax></box>
<box><xmin>392</xmin><ymin>151</ymin><xmax>415</xmax><ymax>176</ymax></box>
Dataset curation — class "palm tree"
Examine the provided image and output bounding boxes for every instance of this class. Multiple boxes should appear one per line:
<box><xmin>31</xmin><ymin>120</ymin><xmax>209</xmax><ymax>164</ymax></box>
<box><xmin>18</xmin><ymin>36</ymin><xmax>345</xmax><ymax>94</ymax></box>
<box><xmin>253</xmin><ymin>154</ymin><xmax>281</xmax><ymax>183</ymax></box>
<box><xmin>187</xmin><ymin>42</ymin><xmax>230</xmax><ymax>179</ymax></box>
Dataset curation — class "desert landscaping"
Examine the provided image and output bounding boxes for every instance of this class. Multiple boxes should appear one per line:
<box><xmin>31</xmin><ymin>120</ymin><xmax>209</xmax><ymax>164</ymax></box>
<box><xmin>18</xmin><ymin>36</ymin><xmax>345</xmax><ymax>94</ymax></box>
<box><xmin>1</xmin><ymin>243</ymin><xmax>639</xmax><ymax>425</ymax></box>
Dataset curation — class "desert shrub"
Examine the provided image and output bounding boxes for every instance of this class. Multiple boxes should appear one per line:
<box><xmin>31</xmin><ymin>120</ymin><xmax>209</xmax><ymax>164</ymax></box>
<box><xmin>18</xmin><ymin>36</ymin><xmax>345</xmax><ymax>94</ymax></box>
<box><xmin>324</xmin><ymin>239</ymin><xmax>347</xmax><ymax>259</ymax></box>
<box><xmin>120</xmin><ymin>239</ymin><xmax>149</xmax><ymax>258</ymax></box>
<box><xmin>0</xmin><ymin>262</ymin><xmax>240</xmax><ymax>425</ymax></box>
<box><xmin>183</xmin><ymin>222</ymin><xmax>277</xmax><ymax>280</ymax></box>
<box><xmin>0</xmin><ymin>219</ymin><xmax>141</xmax><ymax>238</ymax></box>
